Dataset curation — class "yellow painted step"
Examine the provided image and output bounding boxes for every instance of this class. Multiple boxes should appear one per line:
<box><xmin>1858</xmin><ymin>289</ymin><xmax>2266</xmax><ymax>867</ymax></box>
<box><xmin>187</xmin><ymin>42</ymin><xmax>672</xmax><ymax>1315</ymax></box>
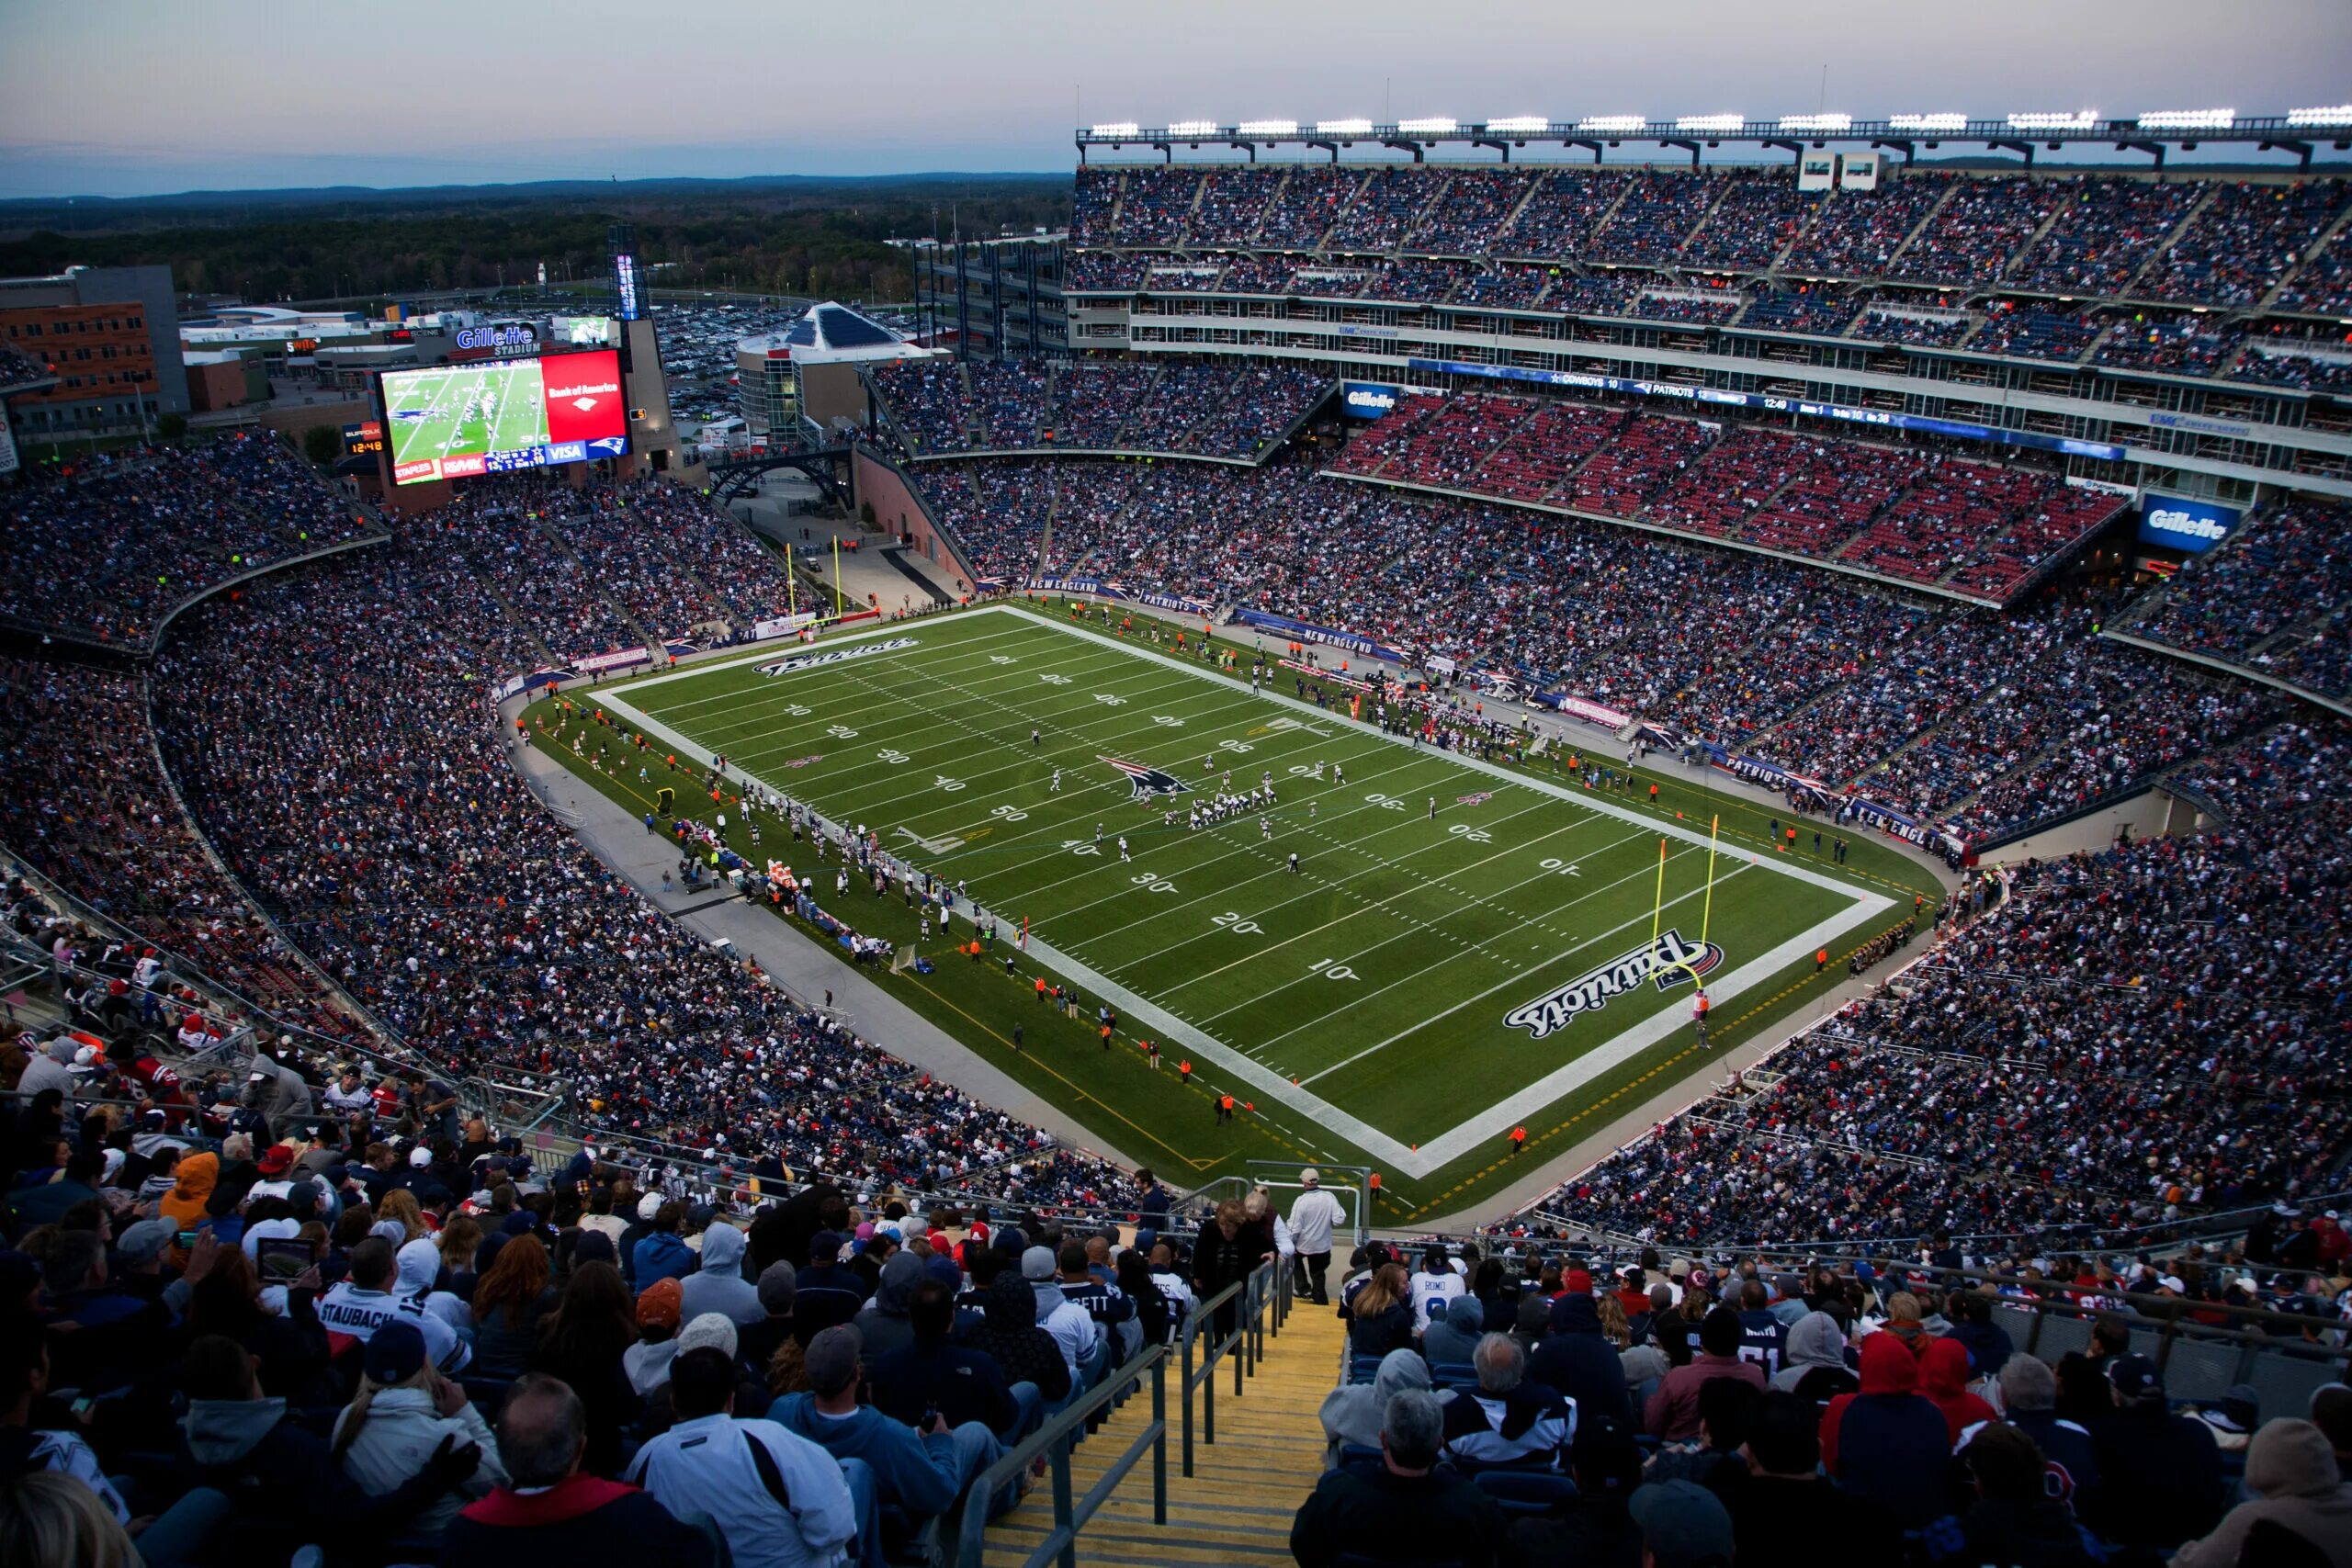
<box><xmin>975</xmin><ymin>1305</ymin><xmax>1349</xmax><ymax>1566</ymax></box>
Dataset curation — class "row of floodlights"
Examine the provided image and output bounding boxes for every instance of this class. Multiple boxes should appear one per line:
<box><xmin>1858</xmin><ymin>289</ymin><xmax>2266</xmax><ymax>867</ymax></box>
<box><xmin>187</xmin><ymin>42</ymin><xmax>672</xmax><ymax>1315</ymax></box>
<box><xmin>1089</xmin><ymin>106</ymin><xmax>2352</xmax><ymax>140</ymax></box>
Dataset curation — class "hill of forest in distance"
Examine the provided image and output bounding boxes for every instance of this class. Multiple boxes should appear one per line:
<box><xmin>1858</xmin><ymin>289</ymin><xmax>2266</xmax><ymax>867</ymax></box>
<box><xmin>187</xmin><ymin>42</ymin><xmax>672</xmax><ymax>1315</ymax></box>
<box><xmin>0</xmin><ymin>174</ymin><xmax>1072</xmax><ymax>304</ymax></box>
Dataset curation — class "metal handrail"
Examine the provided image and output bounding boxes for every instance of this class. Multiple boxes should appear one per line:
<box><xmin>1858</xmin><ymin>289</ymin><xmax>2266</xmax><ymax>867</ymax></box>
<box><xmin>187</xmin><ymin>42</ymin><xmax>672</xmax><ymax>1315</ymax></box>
<box><xmin>953</xmin><ymin>1346</ymin><xmax>1169</xmax><ymax>1568</ymax></box>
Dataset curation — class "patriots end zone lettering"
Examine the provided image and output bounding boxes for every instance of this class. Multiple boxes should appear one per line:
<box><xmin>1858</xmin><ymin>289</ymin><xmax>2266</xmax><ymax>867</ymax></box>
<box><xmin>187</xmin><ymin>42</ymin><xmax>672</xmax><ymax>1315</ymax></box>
<box><xmin>1504</xmin><ymin>929</ymin><xmax>1724</xmax><ymax>1041</ymax></box>
<box><xmin>758</xmin><ymin>637</ymin><xmax>917</xmax><ymax>677</ymax></box>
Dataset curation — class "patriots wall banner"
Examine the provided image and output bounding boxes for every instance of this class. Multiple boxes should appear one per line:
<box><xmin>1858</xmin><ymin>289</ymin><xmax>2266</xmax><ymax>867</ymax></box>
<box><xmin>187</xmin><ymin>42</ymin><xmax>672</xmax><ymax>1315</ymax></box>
<box><xmin>758</xmin><ymin>637</ymin><xmax>917</xmax><ymax>677</ymax></box>
<box><xmin>1503</xmin><ymin>929</ymin><xmax>1725</xmax><ymax>1041</ymax></box>
<box><xmin>1102</xmin><ymin>756</ymin><xmax>1191</xmax><ymax>802</ymax></box>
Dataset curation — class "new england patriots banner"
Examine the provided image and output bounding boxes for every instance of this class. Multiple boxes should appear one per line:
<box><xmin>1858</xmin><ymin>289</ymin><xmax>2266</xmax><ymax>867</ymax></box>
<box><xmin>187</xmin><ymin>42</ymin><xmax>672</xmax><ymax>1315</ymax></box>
<box><xmin>1233</xmin><ymin>609</ymin><xmax>1405</xmax><ymax>664</ymax></box>
<box><xmin>1714</xmin><ymin>751</ymin><xmax>1843</xmax><ymax>812</ymax></box>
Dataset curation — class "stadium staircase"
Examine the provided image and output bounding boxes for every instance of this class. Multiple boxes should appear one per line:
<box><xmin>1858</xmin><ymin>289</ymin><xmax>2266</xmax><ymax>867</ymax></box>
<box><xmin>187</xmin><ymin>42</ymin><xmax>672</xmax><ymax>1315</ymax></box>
<box><xmin>2003</xmin><ymin>189</ymin><xmax>2077</xmax><ymax>284</ymax></box>
<box><xmin>2259</xmin><ymin>197</ymin><xmax>2352</xmax><ymax>313</ymax></box>
<box><xmin>1242</xmin><ymin>169</ymin><xmax>1291</xmax><ymax>248</ymax></box>
<box><xmin>1671</xmin><ymin>177</ymin><xmax>1742</xmax><ymax>264</ymax></box>
<box><xmin>1496</xmin><ymin>174</ymin><xmax>1547</xmax><ymax>243</ymax></box>
<box><xmin>974</xmin><ymin>1298</ymin><xmax>1345</xmax><ymax>1566</ymax></box>
<box><xmin>2120</xmin><ymin>183</ymin><xmax>2223</xmax><ymax>299</ymax></box>
<box><xmin>1880</xmin><ymin>180</ymin><xmax>1962</xmax><ymax>276</ymax></box>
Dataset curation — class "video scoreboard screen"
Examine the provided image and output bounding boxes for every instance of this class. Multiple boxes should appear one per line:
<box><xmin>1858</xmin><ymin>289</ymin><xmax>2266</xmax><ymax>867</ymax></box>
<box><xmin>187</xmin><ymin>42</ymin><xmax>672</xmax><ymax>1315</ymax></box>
<box><xmin>379</xmin><ymin>348</ymin><xmax>628</xmax><ymax>486</ymax></box>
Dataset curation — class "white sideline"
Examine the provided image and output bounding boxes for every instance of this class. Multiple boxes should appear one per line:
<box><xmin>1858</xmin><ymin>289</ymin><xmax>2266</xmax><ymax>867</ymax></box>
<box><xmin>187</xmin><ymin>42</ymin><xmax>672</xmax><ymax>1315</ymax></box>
<box><xmin>595</xmin><ymin>604</ymin><xmax>1893</xmax><ymax>1181</ymax></box>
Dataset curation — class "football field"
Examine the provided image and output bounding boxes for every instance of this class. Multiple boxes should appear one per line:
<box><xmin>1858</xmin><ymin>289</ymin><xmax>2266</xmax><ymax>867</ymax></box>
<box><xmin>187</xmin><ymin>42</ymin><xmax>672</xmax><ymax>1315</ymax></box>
<box><xmin>557</xmin><ymin>603</ymin><xmax>1917</xmax><ymax>1212</ymax></box>
<box><xmin>383</xmin><ymin>360</ymin><xmax>549</xmax><ymax>468</ymax></box>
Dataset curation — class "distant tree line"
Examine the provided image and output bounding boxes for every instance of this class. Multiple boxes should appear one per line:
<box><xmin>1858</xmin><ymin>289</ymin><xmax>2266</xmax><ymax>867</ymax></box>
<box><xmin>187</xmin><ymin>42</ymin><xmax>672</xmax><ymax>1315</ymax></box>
<box><xmin>0</xmin><ymin>178</ymin><xmax>1069</xmax><ymax>303</ymax></box>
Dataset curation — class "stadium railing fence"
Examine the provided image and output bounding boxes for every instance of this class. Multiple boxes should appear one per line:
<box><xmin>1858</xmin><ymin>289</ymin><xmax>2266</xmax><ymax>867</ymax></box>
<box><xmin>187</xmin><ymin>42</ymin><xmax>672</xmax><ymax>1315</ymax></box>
<box><xmin>955</xmin><ymin>1258</ymin><xmax>1290</xmax><ymax>1566</ymax></box>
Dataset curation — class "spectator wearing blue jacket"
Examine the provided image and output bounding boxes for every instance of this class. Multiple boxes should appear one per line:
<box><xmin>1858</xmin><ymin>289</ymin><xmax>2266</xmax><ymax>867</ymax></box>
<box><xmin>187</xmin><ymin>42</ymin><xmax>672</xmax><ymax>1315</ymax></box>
<box><xmin>770</xmin><ymin>1325</ymin><xmax>1010</xmax><ymax>1550</ymax></box>
<box><xmin>632</xmin><ymin>1202</ymin><xmax>695</xmax><ymax>1289</ymax></box>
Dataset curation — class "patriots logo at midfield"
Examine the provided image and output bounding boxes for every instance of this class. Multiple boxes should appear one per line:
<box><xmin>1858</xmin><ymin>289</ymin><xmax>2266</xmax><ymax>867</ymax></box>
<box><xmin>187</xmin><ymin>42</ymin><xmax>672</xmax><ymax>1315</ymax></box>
<box><xmin>1101</xmin><ymin>755</ymin><xmax>1191</xmax><ymax>802</ymax></box>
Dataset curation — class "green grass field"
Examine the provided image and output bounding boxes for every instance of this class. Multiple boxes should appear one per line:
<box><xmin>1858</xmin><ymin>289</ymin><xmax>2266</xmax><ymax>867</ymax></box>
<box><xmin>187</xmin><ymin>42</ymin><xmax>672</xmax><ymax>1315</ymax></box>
<box><xmin>530</xmin><ymin>602</ymin><xmax>1939</xmax><ymax>1221</ymax></box>
<box><xmin>384</xmin><ymin>361</ymin><xmax>549</xmax><ymax>468</ymax></box>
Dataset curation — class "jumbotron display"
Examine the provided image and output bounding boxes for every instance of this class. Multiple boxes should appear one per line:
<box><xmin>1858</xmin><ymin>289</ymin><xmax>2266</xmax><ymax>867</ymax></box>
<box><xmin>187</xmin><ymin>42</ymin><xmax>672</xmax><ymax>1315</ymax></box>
<box><xmin>381</xmin><ymin>348</ymin><xmax>628</xmax><ymax>485</ymax></box>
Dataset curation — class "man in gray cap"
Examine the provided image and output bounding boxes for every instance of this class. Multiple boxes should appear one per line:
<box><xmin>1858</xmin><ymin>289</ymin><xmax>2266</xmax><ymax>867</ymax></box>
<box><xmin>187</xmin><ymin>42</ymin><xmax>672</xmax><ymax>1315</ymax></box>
<box><xmin>1629</xmin><ymin>1477</ymin><xmax>1736</xmax><ymax>1567</ymax></box>
<box><xmin>1022</xmin><ymin>1245</ymin><xmax>1099</xmax><ymax>1386</ymax></box>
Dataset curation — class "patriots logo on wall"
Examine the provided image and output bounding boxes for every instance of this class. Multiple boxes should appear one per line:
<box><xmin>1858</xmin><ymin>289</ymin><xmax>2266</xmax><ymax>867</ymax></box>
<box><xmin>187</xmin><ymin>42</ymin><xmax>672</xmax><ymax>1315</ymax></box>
<box><xmin>1101</xmin><ymin>756</ymin><xmax>1191</xmax><ymax>802</ymax></box>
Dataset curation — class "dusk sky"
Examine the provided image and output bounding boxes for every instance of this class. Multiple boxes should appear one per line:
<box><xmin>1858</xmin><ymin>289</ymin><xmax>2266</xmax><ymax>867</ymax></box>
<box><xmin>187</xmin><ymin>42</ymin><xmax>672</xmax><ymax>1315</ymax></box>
<box><xmin>4</xmin><ymin>0</ymin><xmax>2348</xmax><ymax>197</ymax></box>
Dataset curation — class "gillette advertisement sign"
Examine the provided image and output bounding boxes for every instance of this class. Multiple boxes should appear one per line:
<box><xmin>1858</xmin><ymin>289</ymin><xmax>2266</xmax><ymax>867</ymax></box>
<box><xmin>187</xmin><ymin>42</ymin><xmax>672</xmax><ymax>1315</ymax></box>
<box><xmin>1340</xmin><ymin>381</ymin><xmax>1400</xmax><ymax>420</ymax></box>
<box><xmin>2138</xmin><ymin>493</ymin><xmax>2241</xmax><ymax>556</ymax></box>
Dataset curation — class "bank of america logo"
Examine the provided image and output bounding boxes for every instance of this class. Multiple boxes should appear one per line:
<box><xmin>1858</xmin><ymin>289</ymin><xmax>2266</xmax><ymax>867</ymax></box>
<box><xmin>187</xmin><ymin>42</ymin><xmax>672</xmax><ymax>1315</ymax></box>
<box><xmin>571</xmin><ymin>396</ymin><xmax>600</xmax><ymax>412</ymax></box>
<box><xmin>1101</xmin><ymin>756</ymin><xmax>1190</xmax><ymax>801</ymax></box>
<box><xmin>1503</xmin><ymin>929</ymin><xmax>1724</xmax><ymax>1041</ymax></box>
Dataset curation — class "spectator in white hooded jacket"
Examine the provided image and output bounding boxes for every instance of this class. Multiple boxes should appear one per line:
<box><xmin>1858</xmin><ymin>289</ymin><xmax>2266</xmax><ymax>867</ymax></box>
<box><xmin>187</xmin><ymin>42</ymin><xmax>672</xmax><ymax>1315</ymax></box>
<box><xmin>331</xmin><ymin>1322</ymin><xmax>506</xmax><ymax>1551</ymax></box>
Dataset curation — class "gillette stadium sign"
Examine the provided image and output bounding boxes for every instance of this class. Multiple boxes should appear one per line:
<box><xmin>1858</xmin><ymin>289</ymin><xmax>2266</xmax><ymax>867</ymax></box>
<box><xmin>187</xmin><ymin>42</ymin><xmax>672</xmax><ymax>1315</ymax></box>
<box><xmin>1341</xmin><ymin>381</ymin><xmax>1400</xmax><ymax>419</ymax></box>
<box><xmin>2138</xmin><ymin>494</ymin><xmax>2241</xmax><ymax>556</ymax></box>
<box><xmin>453</xmin><ymin>324</ymin><xmax>538</xmax><ymax>354</ymax></box>
<box><xmin>1504</xmin><ymin>929</ymin><xmax>1724</xmax><ymax>1041</ymax></box>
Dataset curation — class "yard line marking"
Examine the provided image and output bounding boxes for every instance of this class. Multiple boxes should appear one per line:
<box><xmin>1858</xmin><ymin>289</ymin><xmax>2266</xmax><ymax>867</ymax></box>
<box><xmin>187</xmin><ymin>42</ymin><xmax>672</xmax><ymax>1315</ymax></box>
<box><xmin>589</xmin><ymin>603</ymin><xmax>1893</xmax><ymax>1179</ymax></box>
<box><xmin>1157</xmin><ymin>809</ymin><xmax>1620</xmax><ymax>996</ymax></box>
<box><xmin>1296</xmin><ymin>863</ymin><xmax>1753</xmax><ymax>1086</ymax></box>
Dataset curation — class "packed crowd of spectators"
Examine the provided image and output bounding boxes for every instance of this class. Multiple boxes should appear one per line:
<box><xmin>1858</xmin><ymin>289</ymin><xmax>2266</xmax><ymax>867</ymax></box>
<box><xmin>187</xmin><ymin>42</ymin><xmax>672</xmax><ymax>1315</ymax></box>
<box><xmin>1587</xmin><ymin>173</ymin><xmax>1720</xmax><ymax>266</ymax></box>
<box><xmin>872</xmin><ymin>359</ymin><xmax>1325</xmax><ymax>461</ymax></box>
<box><xmin>2006</xmin><ymin>176</ymin><xmax>2202</xmax><ymax>298</ymax></box>
<box><xmin>1780</xmin><ymin>175</ymin><xmax>1954</xmax><ymax>277</ymax></box>
<box><xmin>2165</xmin><ymin>716</ymin><xmax>2352</xmax><ymax>818</ymax></box>
<box><xmin>411</xmin><ymin>487</ymin><xmax>644</xmax><ymax>671</ymax></box>
<box><xmin>1328</xmin><ymin>1213</ymin><xmax>2352</xmax><ymax>1564</ymax></box>
<box><xmin>2123</xmin><ymin>493</ymin><xmax>2352</xmax><ymax>701</ymax></box>
<box><xmin>921</xmin><ymin>441</ymin><xmax>2265</xmax><ymax>842</ymax></box>
<box><xmin>1520</xmin><ymin>738</ymin><xmax>2351</xmax><ymax>1252</ymax></box>
<box><xmin>1968</xmin><ymin>304</ymin><xmax>2103</xmax><ymax>364</ymax></box>
<box><xmin>1311</xmin><ymin>389</ymin><xmax>2127</xmax><ymax>603</ymax></box>
<box><xmin>529</xmin><ymin>480</ymin><xmax>797</xmax><ymax>642</ymax></box>
<box><xmin>1679</xmin><ymin>170</ymin><xmax>1820</xmax><ymax>270</ymax></box>
<box><xmin>2230</xmin><ymin>341</ymin><xmax>2352</xmax><ymax>395</ymax></box>
<box><xmin>2139</xmin><ymin>178</ymin><xmax>2349</xmax><ymax>307</ymax></box>
<box><xmin>0</xmin><ymin>660</ymin><xmax>359</xmax><ymax>1040</ymax></box>
<box><xmin>0</xmin><ymin>432</ymin><xmax>378</xmax><ymax>648</ymax></box>
<box><xmin>2089</xmin><ymin>311</ymin><xmax>2244</xmax><ymax>379</ymax></box>
<box><xmin>1738</xmin><ymin>287</ymin><xmax>1858</xmax><ymax>337</ymax></box>
<box><xmin>2273</xmin><ymin>220</ymin><xmax>2352</xmax><ymax>316</ymax></box>
<box><xmin>134</xmin><ymin>532</ymin><xmax>1136</xmax><ymax>1209</ymax></box>
<box><xmin>0</xmin><ymin>1046</ymin><xmax>1179</xmax><ymax>1568</ymax></box>
<box><xmin>1068</xmin><ymin>166</ymin><xmax>2352</xmax><ymax>331</ymax></box>
<box><xmin>1850</xmin><ymin>305</ymin><xmax>1978</xmax><ymax>349</ymax></box>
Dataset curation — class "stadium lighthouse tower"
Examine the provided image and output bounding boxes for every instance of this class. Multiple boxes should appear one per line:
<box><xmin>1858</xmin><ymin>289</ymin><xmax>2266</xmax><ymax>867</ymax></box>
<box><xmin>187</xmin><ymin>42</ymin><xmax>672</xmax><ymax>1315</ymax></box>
<box><xmin>607</xmin><ymin>222</ymin><xmax>680</xmax><ymax>476</ymax></box>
